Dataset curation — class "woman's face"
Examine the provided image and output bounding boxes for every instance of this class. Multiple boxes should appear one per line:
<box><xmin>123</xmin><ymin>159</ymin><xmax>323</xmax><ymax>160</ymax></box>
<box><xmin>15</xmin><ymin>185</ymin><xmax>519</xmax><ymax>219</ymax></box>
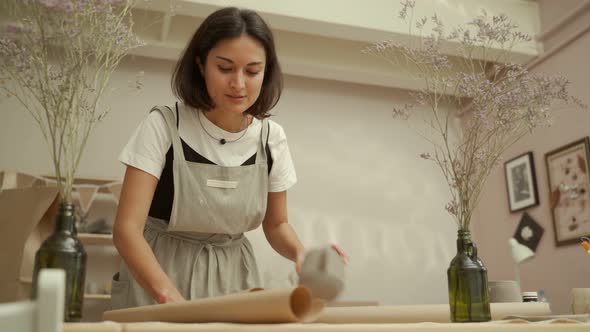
<box><xmin>199</xmin><ymin>35</ymin><xmax>266</xmax><ymax>115</ymax></box>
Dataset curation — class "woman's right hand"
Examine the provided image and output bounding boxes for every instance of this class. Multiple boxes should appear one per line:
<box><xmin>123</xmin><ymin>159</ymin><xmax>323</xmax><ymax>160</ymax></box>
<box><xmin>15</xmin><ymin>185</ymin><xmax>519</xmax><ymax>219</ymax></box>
<box><xmin>155</xmin><ymin>287</ymin><xmax>186</xmax><ymax>304</ymax></box>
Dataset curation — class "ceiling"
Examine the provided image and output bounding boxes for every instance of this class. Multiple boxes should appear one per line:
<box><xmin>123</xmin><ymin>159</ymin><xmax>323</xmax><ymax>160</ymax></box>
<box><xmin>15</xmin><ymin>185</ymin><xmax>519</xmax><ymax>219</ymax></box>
<box><xmin>1</xmin><ymin>0</ymin><xmax>542</xmax><ymax>93</ymax></box>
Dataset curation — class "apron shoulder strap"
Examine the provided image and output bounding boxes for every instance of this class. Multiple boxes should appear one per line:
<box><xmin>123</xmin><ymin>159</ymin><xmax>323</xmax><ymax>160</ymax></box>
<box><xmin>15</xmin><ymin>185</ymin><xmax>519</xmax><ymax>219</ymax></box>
<box><xmin>266</xmin><ymin>120</ymin><xmax>270</xmax><ymax>148</ymax></box>
<box><xmin>150</xmin><ymin>102</ymin><xmax>185</xmax><ymax>161</ymax></box>
<box><xmin>256</xmin><ymin>119</ymin><xmax>270</xmax><ymax>165</ymax></box>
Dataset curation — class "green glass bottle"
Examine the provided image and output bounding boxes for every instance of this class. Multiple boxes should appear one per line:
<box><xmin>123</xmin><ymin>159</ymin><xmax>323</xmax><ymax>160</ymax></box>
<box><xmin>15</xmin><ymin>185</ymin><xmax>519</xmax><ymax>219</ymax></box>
<box><xmin>447</xmin><ymin>229</ymin><xmax>491</xmax><ymax>322</ymax></box>
<box><xmin>32</xmin><ymin>202</ymin><xmax>87</xmax><ymax>322</ymax></box>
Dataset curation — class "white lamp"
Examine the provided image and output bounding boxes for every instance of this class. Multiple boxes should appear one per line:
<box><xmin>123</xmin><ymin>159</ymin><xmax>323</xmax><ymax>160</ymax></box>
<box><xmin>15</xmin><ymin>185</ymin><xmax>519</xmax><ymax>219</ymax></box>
<box><xmin>509</xmin><ymin>238</ymin><xmax>535</xmax><ymax>296</ymax></box>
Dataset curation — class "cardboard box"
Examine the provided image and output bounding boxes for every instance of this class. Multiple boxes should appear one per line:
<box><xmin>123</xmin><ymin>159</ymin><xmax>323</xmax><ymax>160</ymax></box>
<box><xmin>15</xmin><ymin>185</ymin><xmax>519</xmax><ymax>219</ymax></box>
<box><xmin>0</xmin><ymin>170</ymin><xmax>122</xmax><ymax>303</ymax></box>
<box><xmin>0</xmin><ymin>170</ymin><xmax>59</xmax><ymax>302</ymax></box>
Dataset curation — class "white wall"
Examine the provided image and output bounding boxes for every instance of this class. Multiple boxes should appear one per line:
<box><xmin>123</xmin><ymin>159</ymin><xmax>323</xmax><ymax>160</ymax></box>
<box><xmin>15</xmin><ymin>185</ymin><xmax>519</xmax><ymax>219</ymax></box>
<box><xmin>0</xmin><ymin>55</ymin><xmax>460</xmax><ymax>306</ymax></box>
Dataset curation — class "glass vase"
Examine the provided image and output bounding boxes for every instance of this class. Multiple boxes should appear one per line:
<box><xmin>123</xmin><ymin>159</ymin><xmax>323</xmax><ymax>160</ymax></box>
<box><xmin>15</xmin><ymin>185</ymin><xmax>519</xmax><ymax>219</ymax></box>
<box><xmin>31</xmin><ymin>202</ymin><xmax>87</xmax><ymax>322</ymax></box>
<box><xmin>447</xmin><ymin>229</ymin><xmax>491</xmax><ymax>322</ymax></box>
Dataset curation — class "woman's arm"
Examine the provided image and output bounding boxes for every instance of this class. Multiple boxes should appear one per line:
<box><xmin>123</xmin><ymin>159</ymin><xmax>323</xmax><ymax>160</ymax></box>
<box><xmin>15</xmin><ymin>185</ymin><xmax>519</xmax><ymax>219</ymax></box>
<box><xmin>261</xmin><ymin>191</ymin><xmax>350</xmax><ymax>272</ymax></box>
<box><xmin>112</xmin><ymin>166</ymin><xmax>185</xmax><ymax>304</ymax></box>
<box><xmin>262</xmin><ymin>191</ymin><xmax>306</xmax><ymax>272</ymax></box>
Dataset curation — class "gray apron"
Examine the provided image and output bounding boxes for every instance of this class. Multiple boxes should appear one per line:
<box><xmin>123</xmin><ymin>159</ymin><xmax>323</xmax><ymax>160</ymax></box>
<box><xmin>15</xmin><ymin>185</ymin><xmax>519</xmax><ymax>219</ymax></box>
<box><xmin>111</xmin><ymin>105</ymin><xmax>268</xmax><ymax>309</ymax></box>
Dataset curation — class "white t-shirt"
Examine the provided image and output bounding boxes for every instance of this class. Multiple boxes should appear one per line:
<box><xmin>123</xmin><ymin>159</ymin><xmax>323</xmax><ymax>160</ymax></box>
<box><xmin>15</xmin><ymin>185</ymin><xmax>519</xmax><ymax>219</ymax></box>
<box><xmin>119</xmin><ymin>103</ymin><xmax>297</xmax><ymax>192</ymax></box>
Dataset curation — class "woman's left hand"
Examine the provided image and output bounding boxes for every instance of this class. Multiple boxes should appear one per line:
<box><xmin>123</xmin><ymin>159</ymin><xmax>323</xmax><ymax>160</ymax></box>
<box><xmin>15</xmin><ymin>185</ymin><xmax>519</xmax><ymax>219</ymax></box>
<box><xmin>295</xmin><ymin>251</ymin><xmax>305</xmax><ymax>275</ymax></box>
<box><xmin>331</xmin><ymin>243</ymin><xmax>350</xmax><ymax>264</ymax></box>
<box><xmin>295</xmin><ymin>244</ymin><xmax>350</xmax><ymax>275</ymax></box>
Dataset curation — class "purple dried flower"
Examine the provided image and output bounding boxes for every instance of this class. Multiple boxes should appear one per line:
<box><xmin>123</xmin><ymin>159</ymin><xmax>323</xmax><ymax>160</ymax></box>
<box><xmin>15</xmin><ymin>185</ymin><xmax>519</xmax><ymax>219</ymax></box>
<box><xmin>0</xmin><ymin>0</ymin><xmax>142</xmax><ymax>203</ymax></box>
<box><xmin>420</xmin><ymin>152</ymin><xmax>432</xmax><ymax>160</ymax></box>
<box><xmin>39</xmin><ymin>0</ymin><xmax>74</xmax><ymax>11</ymax></box>
<box><xmin>6</xmin><ymin>23</ymin><xmax>19</xmax><ymax>34</ymax></box>
<box><xmin>399</xmin><ymin>0</ymin><xmax>415</xmax><ymax>20</ymax></box>
<box><xmin>392</xmin><ymin>103</ymin><xmax>412</xmax><ymax>120</ymax></box>
<box><xmin>445</xmin><ymin>200</ymin><xmax>459</xmax><ymax>216</ymax></box>
<box><xmin>370</xmin><ymin>2</ymin><xmax>585</xmax><ymax>228</ymax></box>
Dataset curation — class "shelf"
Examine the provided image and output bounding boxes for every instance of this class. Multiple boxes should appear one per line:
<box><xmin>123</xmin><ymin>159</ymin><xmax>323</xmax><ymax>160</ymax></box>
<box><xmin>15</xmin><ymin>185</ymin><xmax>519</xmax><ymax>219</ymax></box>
<box><xmin>78</xmin><ymin>233</ymin><xmax>113</xmax><ymax>246</ymax></box>
<box><xmin>19</xmin><ymin>277</ymin><xmax>32</xmax><ymax>284</ymax></box>
<box><xmin>85</xmin><ymin>294</ymin><xmax>111</xmax><ymax>301</ymax></box>
<box><xmin>21</xmin><ymin>278</ymin><xmax>112</xmax><ymax>301</ymax></box>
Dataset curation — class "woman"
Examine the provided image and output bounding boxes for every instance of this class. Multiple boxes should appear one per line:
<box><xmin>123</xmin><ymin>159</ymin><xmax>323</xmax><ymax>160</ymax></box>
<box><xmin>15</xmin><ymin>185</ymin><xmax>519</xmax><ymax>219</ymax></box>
<box><xmin>111</xmin><ymin>7</ymin><xmax>346</xmax><ymax>309</ymax></box>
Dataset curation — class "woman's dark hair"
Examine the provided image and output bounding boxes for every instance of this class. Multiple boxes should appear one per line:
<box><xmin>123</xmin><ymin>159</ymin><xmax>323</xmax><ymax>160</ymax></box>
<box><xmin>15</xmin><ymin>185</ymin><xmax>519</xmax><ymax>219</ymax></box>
<box><xmin>171</xmin><ymin>7</ymin><xmax>282</xmax><ymax>119</ymax></box>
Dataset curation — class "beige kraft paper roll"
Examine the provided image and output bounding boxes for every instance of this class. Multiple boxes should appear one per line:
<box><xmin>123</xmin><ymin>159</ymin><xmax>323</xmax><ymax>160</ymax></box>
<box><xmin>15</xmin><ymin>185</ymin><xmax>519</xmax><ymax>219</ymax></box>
<box><xmin>103</xmin><ymin>287</ymin><xmax>325</xmax><ymax>323</ymax></box>
<box><xmin>316</xmin><ymin>302</ymin><xmax>551</xmax><ymax>323</ymax></box>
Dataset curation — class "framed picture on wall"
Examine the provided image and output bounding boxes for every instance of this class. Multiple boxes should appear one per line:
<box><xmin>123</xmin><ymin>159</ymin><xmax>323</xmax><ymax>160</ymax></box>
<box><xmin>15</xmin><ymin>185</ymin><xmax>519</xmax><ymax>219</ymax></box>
<box><xmin>545</xmin><ymin>137</ymin><xmax>590</xmax><ymax>246</ymax></box>
<box><xmin>505</xmin><ymin>152</ymin><xmax>539</xmax><ymax>212</ymax></box>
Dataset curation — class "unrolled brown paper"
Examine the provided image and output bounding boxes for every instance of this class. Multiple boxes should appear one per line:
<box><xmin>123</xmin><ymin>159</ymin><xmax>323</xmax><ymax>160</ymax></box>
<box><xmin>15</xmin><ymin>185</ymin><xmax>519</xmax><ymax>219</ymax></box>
<box><xmin>103</xmin><ymin>285</ymin><xmax>550</xmax><ymax>325</ymax></box>
<box><xmin>316</xmin><ymin>302</ymin><xmax>552</xmax><ymax>323</ymax></box>
<box><xmin>103</xmin><ymin>287</ymin><xmax>325</xmax><ymax>324</ymax></box>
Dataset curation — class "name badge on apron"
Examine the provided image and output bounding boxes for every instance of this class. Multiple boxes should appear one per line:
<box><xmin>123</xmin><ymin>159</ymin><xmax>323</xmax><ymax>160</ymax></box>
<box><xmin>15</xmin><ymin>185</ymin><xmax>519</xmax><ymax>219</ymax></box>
<box><xmin>206</xmin><ymin>179</ymin><xmax>238</xmax><ymax>189</ymax></box>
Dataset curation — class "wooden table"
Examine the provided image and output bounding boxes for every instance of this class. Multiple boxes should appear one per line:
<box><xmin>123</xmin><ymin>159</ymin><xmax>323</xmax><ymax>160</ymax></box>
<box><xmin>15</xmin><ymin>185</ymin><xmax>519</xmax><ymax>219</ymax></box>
<box><xmin>64</xmin><ymin>321</ymin><xmax>590</xmax><ymax>332</ymax></box>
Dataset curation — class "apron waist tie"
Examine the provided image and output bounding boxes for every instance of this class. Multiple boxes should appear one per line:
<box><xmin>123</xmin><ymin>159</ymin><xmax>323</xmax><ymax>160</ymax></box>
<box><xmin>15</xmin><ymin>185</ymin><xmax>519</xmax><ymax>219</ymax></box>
<box><xmin>145</xmin><ymin>216</ymin><xmax>246</xmax><ymax>247</ymax></box>
<box><xmin>145</xmin><ymin>217</ymin><xmax>249</xmax><ymax>298</ymax></box>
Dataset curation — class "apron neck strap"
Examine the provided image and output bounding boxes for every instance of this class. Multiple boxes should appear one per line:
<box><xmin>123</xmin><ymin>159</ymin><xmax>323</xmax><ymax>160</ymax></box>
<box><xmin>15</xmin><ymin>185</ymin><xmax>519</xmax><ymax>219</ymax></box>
<box><xmin>152</xmin><ymin>103</ymin><xmax>269</xmax><ymax>166</ymax></box>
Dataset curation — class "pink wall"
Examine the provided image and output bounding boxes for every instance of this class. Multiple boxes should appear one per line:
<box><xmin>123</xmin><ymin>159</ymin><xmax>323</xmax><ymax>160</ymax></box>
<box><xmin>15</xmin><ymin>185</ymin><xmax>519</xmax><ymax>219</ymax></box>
<box><xmin>472</xmin><ymin>0</ymin><xmax>590</xmax><ymax>314</ymax></box>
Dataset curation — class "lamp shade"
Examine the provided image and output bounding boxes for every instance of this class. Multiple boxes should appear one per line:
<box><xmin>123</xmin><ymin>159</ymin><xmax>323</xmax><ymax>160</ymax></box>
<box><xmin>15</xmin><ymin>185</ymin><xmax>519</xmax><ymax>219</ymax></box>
<box><xmin>509</xmin><ymin>238</ymin><xmax>535</xmax><ymax>264</ymax></box>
